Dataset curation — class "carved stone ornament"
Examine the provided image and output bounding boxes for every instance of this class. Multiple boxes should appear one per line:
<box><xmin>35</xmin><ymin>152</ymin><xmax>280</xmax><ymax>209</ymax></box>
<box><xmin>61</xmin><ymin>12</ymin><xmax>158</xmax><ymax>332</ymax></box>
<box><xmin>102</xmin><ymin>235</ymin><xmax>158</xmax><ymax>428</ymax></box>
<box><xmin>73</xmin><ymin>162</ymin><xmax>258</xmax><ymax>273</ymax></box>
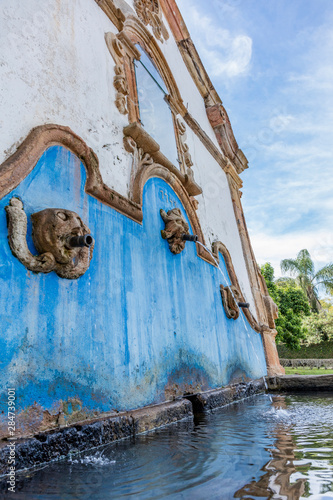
<box><xmin>160</xmin><ymin>208</ymin><xmax>189</xmax><ymax>254</ymax></box>
<box><xmin>176</xmin><ymin>117</ymin><xmax>193</xmax><ymax>169</ymax></box>
<box><xmin>105</xmin><ymin>32</ymin><xmax>128</xmax><ymax>115</ymax></box>
<box><xmin>123</xmin><ymin>122</ymin><xmax>202</xmax><ymax>199</ymax></box>
<box><xmin>220</xmin><ymin>285</ymin><xmax>240</xmax><ymax>320</ymax></box>
<box><xmin>134</xmin><ymin>0</ymin><xmax>169</xmax><ymax>42</ymax></box>
<box><xmin>5</xmin><ymin>198</ymin><xmax>94</xmax><ymax>279</ymax></box>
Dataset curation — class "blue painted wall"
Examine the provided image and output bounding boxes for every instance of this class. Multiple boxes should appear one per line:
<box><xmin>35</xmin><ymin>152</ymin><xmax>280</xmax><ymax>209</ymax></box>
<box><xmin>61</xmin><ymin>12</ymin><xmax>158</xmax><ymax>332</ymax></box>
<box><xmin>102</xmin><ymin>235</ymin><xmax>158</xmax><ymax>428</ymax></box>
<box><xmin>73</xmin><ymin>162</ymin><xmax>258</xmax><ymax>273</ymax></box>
<box><xmin>0</xmin><ymin>146</ymin><xmax>266</xmax><ymax>422</ymax></box>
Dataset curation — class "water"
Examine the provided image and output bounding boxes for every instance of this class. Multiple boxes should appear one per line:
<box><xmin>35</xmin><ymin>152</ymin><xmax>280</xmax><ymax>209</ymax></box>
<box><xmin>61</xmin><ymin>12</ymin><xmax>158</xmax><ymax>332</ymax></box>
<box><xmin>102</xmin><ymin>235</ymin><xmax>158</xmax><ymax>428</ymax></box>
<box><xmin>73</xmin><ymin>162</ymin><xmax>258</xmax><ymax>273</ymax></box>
<box><xmin>2</xmin><ymin>393</ymin><xmax>333</xmax><ymax>499</ymax></box>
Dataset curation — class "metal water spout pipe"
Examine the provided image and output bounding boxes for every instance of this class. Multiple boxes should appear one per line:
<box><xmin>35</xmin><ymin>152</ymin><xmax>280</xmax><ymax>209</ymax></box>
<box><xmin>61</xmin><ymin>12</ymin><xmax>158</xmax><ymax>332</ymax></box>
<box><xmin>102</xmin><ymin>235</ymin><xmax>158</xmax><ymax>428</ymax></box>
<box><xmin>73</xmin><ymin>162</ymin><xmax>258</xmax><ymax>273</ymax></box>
<box><xmin>181</xmin><ymin>234</ymin><xmax>198</xmax><ymax>242</ymax></box>
<box><xmin>238</xmin><ymin>302</ymin><xmax>250</xmax><ymax>308</ymax></box>
<box><xmin>67</xmin><ymin>234</ymin><xmax>94</xmax><ymax>248</ymax></box>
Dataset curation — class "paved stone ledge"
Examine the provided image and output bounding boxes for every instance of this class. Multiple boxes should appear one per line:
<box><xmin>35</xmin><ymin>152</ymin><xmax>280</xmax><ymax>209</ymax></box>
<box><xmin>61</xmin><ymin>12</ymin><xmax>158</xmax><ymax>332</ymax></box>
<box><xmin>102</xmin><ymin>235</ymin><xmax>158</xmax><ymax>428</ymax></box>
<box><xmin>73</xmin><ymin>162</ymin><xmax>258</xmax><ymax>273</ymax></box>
<box><xmin>267</xmin><ymin>374</ymin><xmax>333</xmax><ymax>392</ymax></box>
<box><xmin>186</xmin><ymin>379</ymin><xmax>265</xmax><ymax>413</ymax></box>
<box><xmin>0</xmin><ymin>399</ymin><xmax>192</xmax><ymax>476</ymax></box>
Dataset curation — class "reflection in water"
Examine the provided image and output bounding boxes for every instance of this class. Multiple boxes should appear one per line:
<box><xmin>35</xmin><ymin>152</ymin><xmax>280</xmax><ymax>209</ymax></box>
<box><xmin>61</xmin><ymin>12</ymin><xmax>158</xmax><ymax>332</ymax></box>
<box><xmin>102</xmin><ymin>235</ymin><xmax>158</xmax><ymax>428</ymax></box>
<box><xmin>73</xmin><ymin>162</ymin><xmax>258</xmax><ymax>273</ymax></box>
<box><xmin>1</xmin><ymin>394</ymin><xmax>333</xmax><ymax>499</ymax></box>
<box><xmin>235</xmin><ymin>397</ymin><xmax>306</xmax><ymax>499</ymax></box>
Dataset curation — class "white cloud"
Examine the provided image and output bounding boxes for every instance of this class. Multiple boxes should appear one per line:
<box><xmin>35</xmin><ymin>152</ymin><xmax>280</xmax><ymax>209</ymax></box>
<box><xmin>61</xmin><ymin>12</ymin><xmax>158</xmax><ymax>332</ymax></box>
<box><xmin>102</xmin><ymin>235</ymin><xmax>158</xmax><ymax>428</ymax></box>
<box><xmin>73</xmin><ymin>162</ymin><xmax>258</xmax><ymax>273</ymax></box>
<box><xmin>249</xmin><ymin>229</ymin><xmax>333</xmax><ymax>279</ymax></box>
<box><xmin>178</xmin><ymin>3</ymin><xmax>252</xmax><ymax>78</ymax></box>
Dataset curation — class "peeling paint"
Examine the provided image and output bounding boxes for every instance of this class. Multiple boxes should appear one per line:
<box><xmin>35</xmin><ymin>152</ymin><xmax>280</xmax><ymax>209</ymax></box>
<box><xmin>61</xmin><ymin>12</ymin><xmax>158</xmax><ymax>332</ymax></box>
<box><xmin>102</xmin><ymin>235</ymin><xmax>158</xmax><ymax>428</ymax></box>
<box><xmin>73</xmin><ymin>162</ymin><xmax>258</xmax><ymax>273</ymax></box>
<box><xmin>0</xmin><ymin>146</ymin><xmax>267</xmax><ymax>438</ymax></box>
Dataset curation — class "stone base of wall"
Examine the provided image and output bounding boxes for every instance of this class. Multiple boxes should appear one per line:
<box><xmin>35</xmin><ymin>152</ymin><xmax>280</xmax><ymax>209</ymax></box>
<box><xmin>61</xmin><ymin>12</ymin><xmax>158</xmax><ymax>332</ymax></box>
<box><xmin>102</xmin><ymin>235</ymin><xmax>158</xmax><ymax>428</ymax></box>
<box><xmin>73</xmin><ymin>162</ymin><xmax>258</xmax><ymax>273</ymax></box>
<box><xmin>267</xmin><ymin>374</ymin><xmax>333</xmax><ymax>392</ymax></box>
<box><xmin>0</xmin><ymin>400</ymin><xmax>192</xmax><ymax>476</ymax></box>
<box><xmin>280</xmin><ymin>359</ymin><xmax>333</xmax><ymax>369</ymax></box>
<box><xmin>0</xmin><ymin>380</ymin><xmax>265</xmax><ymax>476</ymax></box>
<box><xmin>186</xmin><ymin>379</ymin><xmax>265</xmax><ymax>413</ymax></box>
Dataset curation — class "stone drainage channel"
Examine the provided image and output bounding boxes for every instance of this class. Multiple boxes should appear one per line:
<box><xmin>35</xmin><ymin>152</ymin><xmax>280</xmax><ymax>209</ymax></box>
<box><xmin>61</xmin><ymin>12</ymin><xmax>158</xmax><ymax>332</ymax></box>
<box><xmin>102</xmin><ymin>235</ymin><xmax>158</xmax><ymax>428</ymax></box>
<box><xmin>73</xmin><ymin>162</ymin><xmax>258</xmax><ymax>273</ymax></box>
<box><xmin>1</xmin><ymin>375</ymin><xmax>333</xmax><ymax>498</ymax></box>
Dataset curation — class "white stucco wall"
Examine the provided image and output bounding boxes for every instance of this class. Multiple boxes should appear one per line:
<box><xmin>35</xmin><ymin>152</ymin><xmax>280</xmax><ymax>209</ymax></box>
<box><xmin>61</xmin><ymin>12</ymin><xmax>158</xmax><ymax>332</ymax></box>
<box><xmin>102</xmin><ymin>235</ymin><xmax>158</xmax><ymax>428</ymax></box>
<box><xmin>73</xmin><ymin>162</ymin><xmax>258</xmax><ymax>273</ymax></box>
<box><xmin>0</xmin><ymin>0</ymin><xmax>132</xmax><ymax>195</ymax></box>
<box><xmin>0</xmin><ymin>0</ymin><xmax>257</xmax><ymax>315</ymax></box>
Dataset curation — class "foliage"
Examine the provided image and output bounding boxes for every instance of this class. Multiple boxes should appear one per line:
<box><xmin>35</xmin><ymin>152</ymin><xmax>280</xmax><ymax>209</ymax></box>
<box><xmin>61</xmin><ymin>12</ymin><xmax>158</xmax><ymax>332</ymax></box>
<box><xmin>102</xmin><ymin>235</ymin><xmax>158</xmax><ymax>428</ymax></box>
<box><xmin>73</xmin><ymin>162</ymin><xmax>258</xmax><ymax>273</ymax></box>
<box><xmin>277</xmin><ymin>340</ymin><xmax>333</xmax><ymax>359</ymax></box>
<box><xmin>284</xmin><ymin>367</ymin><xmax>333</xmax><ymax>375</ymax></box>
<box><xmin>320</xmin><ymin>298</ymin><xmax>333</xmax><ymax>312</ymax></box>
<box><xmin>280</xmin><ymin>249</ymin><xmax>333</xmax><ymax>313</ymax></box>
<box><xmin>302</xmin><ymin>309</ymin><xmax>333</xmax><ymax>344</ymax></box>
<box><xmin>261</xmin><ymin>263</ymin><xmax>310</xmax><ymax>350</ymax></box>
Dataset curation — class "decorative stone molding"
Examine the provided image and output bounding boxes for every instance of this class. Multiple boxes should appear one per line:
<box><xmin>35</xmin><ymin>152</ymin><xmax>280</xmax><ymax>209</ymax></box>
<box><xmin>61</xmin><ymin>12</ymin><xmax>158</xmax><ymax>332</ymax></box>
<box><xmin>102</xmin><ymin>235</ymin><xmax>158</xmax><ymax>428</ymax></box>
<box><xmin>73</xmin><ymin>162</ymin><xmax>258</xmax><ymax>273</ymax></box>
<box><xmin>123</xmin><ymin>17</ymin><xmax>184</xmax><ymax>114</ymax></box>
<box><xmin>134</xmin><ymin>0</ymin><xmax>169</xmax><ymax>43</ymax></box>
<box><xmin>160</xmin><ymin>208</ymin><xmax>189</xmax><ymax>254</ymax></box>
<box><xmin>206</xmin><ymin>104</ymin><xmax>248</xmax><ymax>174</ymax></box>
<box><xmin>220</xmin><ymin>285</ymin><xmax>239</xmax><ymax>320</ymax></box>
<box><xmin>176</xmin><ymin>117</ymin><xmax>193</xmax><ymax>169</ymax></box>
<box><xmin>123</xmin><ymin>122</ymin><xmax>202</xmax><ymax>197</ymax></box>
<box><xmin>212</xmin><ymin>241</ymin><xmax>261</xmax><ymax>333</ymax></box>
<box><xmin>0</xmin><ymin>124</ymin><xmax>142</xmax><ymax>222</ymax></box>
<box><xmin>105</xmin><ymin>31</ymin><xmax>140</xmax><ymax>116</ymax></box>
<box><xmin>94</xmin><ymin>0</ymin><xmax>126</xmax><ymax>31</ymax></box>
<box><xmin>105</xmin><ymin>33</ymin><xmax>128</xmax><ymax>115</ymax></box>
<box><xmin>5</xmin><ymin>198</ymin><xmax>94</xmax><ymax>279</ymax></box>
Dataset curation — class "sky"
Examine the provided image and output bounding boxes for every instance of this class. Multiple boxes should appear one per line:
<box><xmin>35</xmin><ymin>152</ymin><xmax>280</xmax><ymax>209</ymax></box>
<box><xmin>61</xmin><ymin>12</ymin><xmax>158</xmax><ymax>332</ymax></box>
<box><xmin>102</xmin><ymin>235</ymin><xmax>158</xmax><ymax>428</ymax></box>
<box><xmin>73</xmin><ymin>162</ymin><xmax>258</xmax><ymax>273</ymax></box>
<box><xmin>177</xmin><ymin>0</ymin><xmax>333</xmax><ymax>279</ymax></box>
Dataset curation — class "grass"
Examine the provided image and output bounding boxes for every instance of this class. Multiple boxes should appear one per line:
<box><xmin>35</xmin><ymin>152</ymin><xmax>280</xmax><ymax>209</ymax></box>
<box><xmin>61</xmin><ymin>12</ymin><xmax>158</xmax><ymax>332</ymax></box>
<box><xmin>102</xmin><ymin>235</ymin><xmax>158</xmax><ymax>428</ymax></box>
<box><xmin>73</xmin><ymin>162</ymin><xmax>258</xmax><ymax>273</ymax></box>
<box><xmin>277</xmin><ymin>341</ymin><xmax>333</xmax><ymax>359</ymax></box>
<box><xmin>284</xmin><ymin>367</ymin><xmax>333</xmax><ymax>375</ymax></box>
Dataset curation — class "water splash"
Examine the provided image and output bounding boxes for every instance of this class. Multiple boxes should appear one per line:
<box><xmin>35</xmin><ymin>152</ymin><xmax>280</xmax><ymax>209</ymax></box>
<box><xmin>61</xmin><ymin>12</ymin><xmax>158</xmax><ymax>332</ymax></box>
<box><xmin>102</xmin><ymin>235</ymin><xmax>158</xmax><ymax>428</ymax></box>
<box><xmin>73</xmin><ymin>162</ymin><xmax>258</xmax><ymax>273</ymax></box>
<box><xmin>68</xmin><ymin>451</ymin><xmax>115</xmax><ymax>466</ymax></box>
<box><xmin>197</xmin><ymin>241</ymin><xmax>266</xmax><ymax>382</ymax></box>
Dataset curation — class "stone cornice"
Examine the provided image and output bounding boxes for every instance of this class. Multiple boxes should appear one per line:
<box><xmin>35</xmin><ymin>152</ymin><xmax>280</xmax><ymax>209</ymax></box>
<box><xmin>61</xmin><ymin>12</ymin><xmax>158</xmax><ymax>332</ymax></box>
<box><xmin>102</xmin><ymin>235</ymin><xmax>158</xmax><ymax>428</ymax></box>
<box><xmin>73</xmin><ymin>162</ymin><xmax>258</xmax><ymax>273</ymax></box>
<box><xmin>224</xmin><ymin>160</ymin><xmax>243</xmax><ymax>191</ymax></box>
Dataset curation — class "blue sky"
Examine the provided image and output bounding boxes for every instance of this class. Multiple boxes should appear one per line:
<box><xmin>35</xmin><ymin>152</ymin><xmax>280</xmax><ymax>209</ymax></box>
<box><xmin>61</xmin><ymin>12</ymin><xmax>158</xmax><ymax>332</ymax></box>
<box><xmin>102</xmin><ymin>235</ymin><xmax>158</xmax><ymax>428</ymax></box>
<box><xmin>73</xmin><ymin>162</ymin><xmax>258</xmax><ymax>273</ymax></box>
<box><xmin>177</xmin><ymin>0</ymin><xmax>333</xmax><ymax>278</ymax></box>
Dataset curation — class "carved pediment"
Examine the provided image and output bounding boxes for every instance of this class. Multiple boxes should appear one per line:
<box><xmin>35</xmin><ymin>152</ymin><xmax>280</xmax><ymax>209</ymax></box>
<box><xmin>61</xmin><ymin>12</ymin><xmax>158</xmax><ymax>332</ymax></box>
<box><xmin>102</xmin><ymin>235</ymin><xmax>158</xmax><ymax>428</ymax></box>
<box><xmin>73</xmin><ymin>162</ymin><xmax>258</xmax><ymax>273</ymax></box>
<box><xmin>123</xmin><ymin>122</ymin><xmax>202</xmax><ymax>198</ymax></box>
<box><xmin>134</xmin><ymin>0</ymin><xmax>169</xmax><ymax>42</ymax></box>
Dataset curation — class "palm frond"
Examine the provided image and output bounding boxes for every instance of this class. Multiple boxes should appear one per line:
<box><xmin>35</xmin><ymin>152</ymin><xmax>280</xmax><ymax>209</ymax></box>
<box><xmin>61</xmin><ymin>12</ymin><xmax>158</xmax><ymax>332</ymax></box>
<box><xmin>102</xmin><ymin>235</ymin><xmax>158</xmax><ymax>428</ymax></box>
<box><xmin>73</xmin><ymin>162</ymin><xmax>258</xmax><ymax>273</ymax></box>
<box><xmin>314</xmin><ymin>263</ymin><xmax>333</xmax><ymax>282</ymax></box>
<box><xmin>275</xmin><ymin>277</ymin><xmax>296</xmax><ymax>287</ymax></box>
<box><xmin>296</xmin><ymin>249</ymin><xmax>314</xmax><ymax>277</ymax></box>
<box><xmin>280</xmin><ymin>258</ymin><xmax>300</xmax><ymax>276</ymax></box>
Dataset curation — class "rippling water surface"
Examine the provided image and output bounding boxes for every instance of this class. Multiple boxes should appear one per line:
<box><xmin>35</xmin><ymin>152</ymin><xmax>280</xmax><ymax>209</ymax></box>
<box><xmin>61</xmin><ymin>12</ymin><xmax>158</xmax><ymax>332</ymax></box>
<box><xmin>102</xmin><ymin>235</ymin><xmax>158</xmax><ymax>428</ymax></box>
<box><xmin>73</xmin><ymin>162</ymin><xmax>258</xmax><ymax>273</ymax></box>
<box><xmin>2</xmin><ymin>393</ymin><xmax>333</xmax><ymax>499</ymax></box>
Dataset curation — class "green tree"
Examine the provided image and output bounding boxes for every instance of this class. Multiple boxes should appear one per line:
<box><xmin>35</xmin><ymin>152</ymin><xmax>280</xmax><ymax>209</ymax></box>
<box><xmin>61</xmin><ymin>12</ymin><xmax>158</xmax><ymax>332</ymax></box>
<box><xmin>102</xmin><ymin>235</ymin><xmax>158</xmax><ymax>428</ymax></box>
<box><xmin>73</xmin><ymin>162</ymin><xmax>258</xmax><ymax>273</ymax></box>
<box><xmin>302</xmin><ymin>309</ymin><xmax>333</xmax><ymax>344</ymax></box>
<box><xmin>281</xmin><ymin>249</ymin><xmax>333</xmax><ymax>313</ymax></box>
<box><xmin>261</xmin><ymin>263</ymin><xmax>310</xmax><ymax>350</ymax></box>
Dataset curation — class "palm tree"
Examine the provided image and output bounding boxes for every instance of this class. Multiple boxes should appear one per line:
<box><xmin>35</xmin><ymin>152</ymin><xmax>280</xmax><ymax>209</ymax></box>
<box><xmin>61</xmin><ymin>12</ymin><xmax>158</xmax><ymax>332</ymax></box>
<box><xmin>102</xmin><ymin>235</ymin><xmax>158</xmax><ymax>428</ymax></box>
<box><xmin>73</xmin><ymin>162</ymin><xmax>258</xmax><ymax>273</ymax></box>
<box><xmin>280</xmin><ymin>249</ymin><xmax>333</xmax><ymax>313</ymax></box>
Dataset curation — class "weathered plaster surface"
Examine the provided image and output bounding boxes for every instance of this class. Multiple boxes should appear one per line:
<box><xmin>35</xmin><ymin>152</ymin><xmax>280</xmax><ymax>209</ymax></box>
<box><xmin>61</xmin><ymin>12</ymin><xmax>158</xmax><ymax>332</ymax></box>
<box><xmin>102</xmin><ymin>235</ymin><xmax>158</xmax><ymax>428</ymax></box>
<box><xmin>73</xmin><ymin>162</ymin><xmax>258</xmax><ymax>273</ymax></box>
<box><xmin>0</xmin><ymin>0</ymin><xmax>132</xmax><ymax>195</ymax></box>
<box><xmin>0</xmin><ymin>146</ymin><xmax>267</xmax><ymax>437</ymax></box>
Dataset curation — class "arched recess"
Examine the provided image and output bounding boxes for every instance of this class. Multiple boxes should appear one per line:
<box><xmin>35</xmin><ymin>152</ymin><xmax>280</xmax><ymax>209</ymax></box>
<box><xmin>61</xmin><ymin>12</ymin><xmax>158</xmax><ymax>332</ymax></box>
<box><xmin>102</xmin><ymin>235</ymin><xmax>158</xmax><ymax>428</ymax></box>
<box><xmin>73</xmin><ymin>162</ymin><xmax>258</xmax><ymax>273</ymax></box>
<box><xmin>0</xmin><ymin>124</ymin><xmax>142</xmax><ymax>223</ymax></box>
<box><xmin>212</xmin><ymin>241</ymin><xmax>261</xmax><ymax>333</ymax></box>
<box><xmin>129</xmin><ymin>153</ymin><xmax>214</xmax><ymax>263</ymax></box>
<box><xmin>122</xmin><ymin>15</ymin><xmax>185</xmax><ymax>117</ymax></box>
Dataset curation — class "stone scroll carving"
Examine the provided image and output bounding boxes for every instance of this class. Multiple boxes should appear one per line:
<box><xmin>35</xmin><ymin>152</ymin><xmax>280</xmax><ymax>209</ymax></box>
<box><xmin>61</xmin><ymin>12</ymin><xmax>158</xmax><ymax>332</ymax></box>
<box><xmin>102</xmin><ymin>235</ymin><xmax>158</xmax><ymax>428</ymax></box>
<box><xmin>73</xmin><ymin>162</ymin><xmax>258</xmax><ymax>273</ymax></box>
<box><xmin>134</xmin><ymin>0</ymin><xmax>169</xmax><ymax>43</ymax></box>
<box><xmin>5</xmin><ymin>198</ymin><xmax>94</xmax><ymax>279</ymax></box>
<box><xmin>160</xmin><ymin>208</ymin><xmax>189</xmax><ymax>254</ymax></box>
<box><xmin>220</xmin><ymin>285</ymin><xmax>240</xmax><ymax>320</ymax></box>
<box><xmin>105</xmin><ymin>32</ymin><xmax>128</xmax><ymax>115</ymax></box>
<box><xmin>176</xmin><ymin>117</ymin><xmax>193</xmax><ymax>169</ymax></box>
